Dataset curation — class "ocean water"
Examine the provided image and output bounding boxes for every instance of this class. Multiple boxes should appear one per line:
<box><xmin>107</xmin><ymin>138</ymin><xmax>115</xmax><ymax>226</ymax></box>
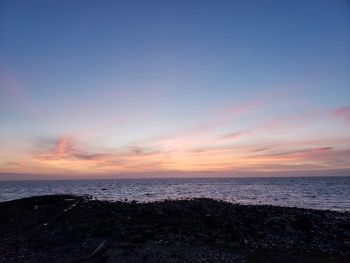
<box><xmin>0</xmin><ymin>177</ymin><xmax>349</xmax><ymax>211</ymax></box>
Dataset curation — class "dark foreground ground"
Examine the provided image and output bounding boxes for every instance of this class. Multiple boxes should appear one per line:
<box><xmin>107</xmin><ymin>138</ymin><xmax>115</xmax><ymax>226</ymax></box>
<box><xmin>0</xmin><ymin>195</ymin><xmax>349</xmax><ymax>263</ymax></box>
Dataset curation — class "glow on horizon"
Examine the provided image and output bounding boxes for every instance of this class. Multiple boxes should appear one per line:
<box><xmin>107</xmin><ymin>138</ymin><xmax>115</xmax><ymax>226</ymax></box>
<box><xmin>0</xmin><ymin>0</ymin><xmax>349</xmax><ymax>178</ymax></box>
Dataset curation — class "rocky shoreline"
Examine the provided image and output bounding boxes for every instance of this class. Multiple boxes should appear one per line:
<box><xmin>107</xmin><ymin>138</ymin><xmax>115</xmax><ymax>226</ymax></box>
<box><xmin>0</xmin><ymin>195</ymin><xmax>349</xmax><ymax>262</ymax></box>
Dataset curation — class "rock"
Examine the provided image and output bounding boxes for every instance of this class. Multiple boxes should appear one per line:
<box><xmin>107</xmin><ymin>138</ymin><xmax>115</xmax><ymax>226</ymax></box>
<box><xmin>292</xmin><ymin>216</ymin><xmax>314</xmax><ymax>231</ymax></box>
<box><xmin>110</xmin><ymin>242</ymin><xmax>136</xmax><ymax>250</ymax></box>
<box><xmin>1</xmin><ymin>195</ymin><xmax>349</xmax><ymax>262</ymax></box>
<box><xmin>104</xmin><ymin>248</ymin><xmax>125</xmax><ymax>257</ymax></box>
<box><xmin>90</xmin><ymin>240</ymin><xmax>106</xmax><ymax>258</ymax></box>
<box><xmin>130</xmin><ymin>234</ymin><xmax>145</xmax><ymax>244</ymax></box>
<box><xmin>142</xmin><ymin>229</ymin><xmax>154</xmax><ymax>239</ymax></box>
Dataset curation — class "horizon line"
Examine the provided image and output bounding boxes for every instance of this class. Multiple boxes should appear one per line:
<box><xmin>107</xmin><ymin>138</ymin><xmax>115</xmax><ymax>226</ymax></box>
<box><xmin>1</xmin><ymin>169</ymin><xmax>349</xmax><ymax>181</ymax></box>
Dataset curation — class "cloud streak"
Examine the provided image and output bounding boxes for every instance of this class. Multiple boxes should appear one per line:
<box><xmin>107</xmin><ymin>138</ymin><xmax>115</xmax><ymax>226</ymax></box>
<box><xmin>8</xmin><ymin>132</ymin><xmax>344</xmax><ymax>176</ymax></box>
<box><xmin>333</xmin><ymin>107</ymin><xmax>350</xmax><ymax>122</ymax></box>
<box><xmin>0</xmin><ymin>62</ymin><xmax>39</xmax><ymax>117</ymax></box>
<box><xmin>1</xmin><ymin>95</ymin><xmax>350</xmax><ymax>176</ymax></box>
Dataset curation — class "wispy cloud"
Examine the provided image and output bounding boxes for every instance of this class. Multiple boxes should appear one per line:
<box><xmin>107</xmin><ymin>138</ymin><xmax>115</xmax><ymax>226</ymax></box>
<box><xmin>0</xmin><ymin>62</ymin><xmax>39</xmax><ymax>117</ymax></box>
<box><xmin>220</xmin><ymin>130</ymin><xmax>254</xmax><ymax>141</ymax></box>
<box><xmin>28</xmin><ymin>136</ymin><xmax>171</xmax><ymax>174</ymax></box>
<box><xmin>1</xmin><ymin>132</ymin><xmax>349</xmax><ymax>175</ymax></box>
<box><xmin>36</xmin><ymin>136</ymin><xmax>112</xmax><ymax>161</ymax></box>
<box><xmin>2</xmin><ymin>88</ymin><xmax>350</xmax><ymax>176</ymax></box>
<box><xmin>5</xmin><ymin>161</ymin><xmax>23</xmax><ymax>167</ymax></box>
<box><xmin>332</xmin><ymin>107</ymin><xmax>350</xmax><ymax>122</ymax></box>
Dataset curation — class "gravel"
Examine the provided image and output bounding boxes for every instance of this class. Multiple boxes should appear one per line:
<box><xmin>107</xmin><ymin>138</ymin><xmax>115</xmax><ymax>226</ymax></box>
<box><xmin>0</xmin><ymin>195</ymin><xmax>349</xmax><ymax>263</ymax></box>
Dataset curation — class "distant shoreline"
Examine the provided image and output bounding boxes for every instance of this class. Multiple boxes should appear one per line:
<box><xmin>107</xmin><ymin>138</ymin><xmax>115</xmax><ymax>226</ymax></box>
<box><xmin>0</xmin><ymin>173</ymin><xmax>350</xmax><ymax>182</ymax></box>
<box><xmin>0</xmin><ymin>169</ymin><xmax>350</xmax><ymax>181</ymax></box>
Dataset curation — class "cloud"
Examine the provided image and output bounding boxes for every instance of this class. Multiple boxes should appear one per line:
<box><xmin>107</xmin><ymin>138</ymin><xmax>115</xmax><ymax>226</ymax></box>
<box><xmin>3</xmin><ymin>91</ymin><xmax>350</xmax><ymax>176</ymax></box>
<box><xmin>127</xmin><ymin>146</ymin><xmax>160</xmax><ymax>156</ymax></box>
<box><xmin>0</xmin><ymin>62</ymin><xmax>39</xmax><ymax>117</ymax></box>
<box><xmin>5</xmin><ymin>161</ymin><xmax>23</xmax><ymax>167</ymax></box>
<box><xmin>255</xmin><ymin>147</ymin><xmax>334</xmax><ymax>158</ymax></box>
<box><xmin>35</xmin><ymin>136</ymin><xmax>112</xmax><ymax>161</ymax></box>
<box><xmin>220</xmin><ymin>130</ymin><xmax>252</xmax><ymax>140</ymax></box>
<box><xmin>332</xmin><ymin>107</ymin><xmax>350</xmax><ymax>122</ymax></box>
<box><xmin>192</xmin><ymin>98</ymin><xmax>265</xmax><ymax>132</ymax></box>
<box><xmin>248</xmin><ymin>147</ymin><xmax>350</xmax><ymax>170</ymax></box>
<box><xmin>3</xmin><ymin>132</ymin><xmax>350</xmax><ymax>175</ymax></box>
<box><xmin>30</xmin><ymin>135</ymin><xmax>170</xmax><ymax>174</ymax></box>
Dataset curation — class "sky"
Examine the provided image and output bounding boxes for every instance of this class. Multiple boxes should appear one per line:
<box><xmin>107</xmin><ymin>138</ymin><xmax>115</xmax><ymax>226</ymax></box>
<box><xmin>0</xmin><ymin>0</ymin><xmax>349</xmax><ymax>179</ymax></box>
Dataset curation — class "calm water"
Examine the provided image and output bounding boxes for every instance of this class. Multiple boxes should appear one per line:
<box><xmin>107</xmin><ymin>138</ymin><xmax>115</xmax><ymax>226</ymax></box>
<box><xmin>0</xmin><ymin>177</ymin><xmax>349</xmax><ymax>211</ymax></box>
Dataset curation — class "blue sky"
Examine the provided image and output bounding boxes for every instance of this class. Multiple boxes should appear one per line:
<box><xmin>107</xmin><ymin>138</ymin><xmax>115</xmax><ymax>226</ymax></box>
<box><xmin>0</xmin><ymin>0</ymin><xmax>349</xmax><ymax>177</ymax></box>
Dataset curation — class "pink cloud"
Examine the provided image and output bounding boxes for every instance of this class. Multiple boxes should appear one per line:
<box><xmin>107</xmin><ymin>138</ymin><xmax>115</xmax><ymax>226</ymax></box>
<box><xmin>220</xmin><ymin>130</ymin><xmax>252</xmax><ymax>140</ymax></box>
<box><xmin>0</xmin><ymin>62</ymin><xmax>39</xmax><ymax>116</ymax></box>
<box><xmin>36</xmin><ymin>136</ymin><xmax>113</xmax><ymax>161</ymax></box>
<box><xmin>333</xmin><ymin>107</ymin><xmax>350</xmax><ymax>122</ymax></box>
<box><xmin>224</xmin><ymin>99</ymin><xmax>263</xmax><ymax>118</ymax></box>
<box><xmin>252</xmin><ymin>147</ymin><xmax>350</xmax><ymax>164</ymax></box>
<box><xmin>29</xmin><ymin>135</ymin><xmax>173</xmax><ymax>174</ymax></box>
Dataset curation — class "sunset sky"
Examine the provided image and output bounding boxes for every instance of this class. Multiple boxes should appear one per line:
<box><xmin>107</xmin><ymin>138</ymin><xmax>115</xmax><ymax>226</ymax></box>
<box><xmin>0</xmin><ymin>0</ymin><xmax>349</xmax><ymax>179</ymax></box>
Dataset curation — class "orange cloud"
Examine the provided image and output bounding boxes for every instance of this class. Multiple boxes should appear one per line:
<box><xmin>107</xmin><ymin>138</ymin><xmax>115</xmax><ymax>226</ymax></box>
<box><xmin>1</xmin><ymin>93</ymin><xmax>350</xmax><ymax>176</ymax></box>
<box><xmin>14</xmin><ymin>120</ymin><xmax>345</xmax><ymax>176</ymax></box>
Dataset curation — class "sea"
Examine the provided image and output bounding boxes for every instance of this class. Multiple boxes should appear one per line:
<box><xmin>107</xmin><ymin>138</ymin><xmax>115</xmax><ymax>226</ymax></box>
<box><xmin>0</xmin><ymin>176</ymin><xmax>349</xmax><ymax>211</ymax></box>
